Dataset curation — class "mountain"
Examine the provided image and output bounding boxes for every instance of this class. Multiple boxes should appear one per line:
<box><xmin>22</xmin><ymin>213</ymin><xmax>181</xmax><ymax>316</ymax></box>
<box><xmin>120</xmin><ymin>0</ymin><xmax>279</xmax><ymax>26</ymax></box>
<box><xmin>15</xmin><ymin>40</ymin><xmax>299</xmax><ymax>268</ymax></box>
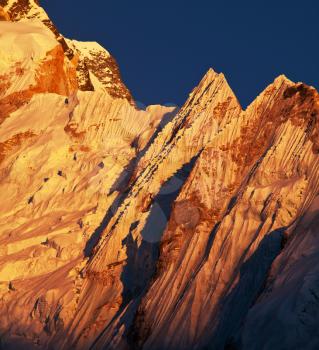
<box><xmin>0</xmin><ymin>0</ymin><xmax>133</xmax><ymax>102</ymax></box>
<box><xmin>0</xmin><ymin>1</ymin><xmax>319</xmax><ymax>350</ymax></box>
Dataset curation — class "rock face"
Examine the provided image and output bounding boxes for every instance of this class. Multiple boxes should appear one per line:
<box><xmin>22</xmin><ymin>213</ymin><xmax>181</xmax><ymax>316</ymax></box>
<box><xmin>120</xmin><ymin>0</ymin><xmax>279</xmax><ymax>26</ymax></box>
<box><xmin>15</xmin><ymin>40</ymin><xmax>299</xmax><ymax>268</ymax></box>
<box><xmin>0</xmin><ymin>1</ymin><xmax>319</xmax><ymax>350</ymax></box>
<box><xmin>0</xmin><ymin>0</ymin><xmax>134</xmax><ymax>102</ymax></box>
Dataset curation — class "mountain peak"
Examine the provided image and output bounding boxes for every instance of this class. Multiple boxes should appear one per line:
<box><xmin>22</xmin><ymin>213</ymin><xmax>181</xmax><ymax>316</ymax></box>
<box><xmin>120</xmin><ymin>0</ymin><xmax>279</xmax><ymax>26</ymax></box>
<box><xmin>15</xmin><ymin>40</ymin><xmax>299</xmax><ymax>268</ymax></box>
<box><xmin>273</xmin><ymin>73</ymin><xmax>293</xmax><ymax>86</ymax></box>
<box><xmin>188</xmin><ymin>68</ymin><xmax>238</xmax><ymax>105</ymax></box>
<box><xmin>0</xmin><ymin>0</ymin><xmax>134</xmax><ymax>102</ymax></box>
<box><xmin>199</xmin><ymin>67</ymin><xmax>221</xmax><ymax>85</ymax></box>
<box><xmin>204</xmin><ymin>67</ymin><xmax>218</xmax><ymax>78</ymax></box>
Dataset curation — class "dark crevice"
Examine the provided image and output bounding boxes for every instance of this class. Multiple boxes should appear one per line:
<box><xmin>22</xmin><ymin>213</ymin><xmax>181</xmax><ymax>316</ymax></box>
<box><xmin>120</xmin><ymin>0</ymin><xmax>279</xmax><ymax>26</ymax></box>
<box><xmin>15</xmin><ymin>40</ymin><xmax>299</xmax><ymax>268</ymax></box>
<box><xmin>122</xmin><ymin>154</ymin><xmax>200</xmax><ymax>349</ymax></box>
<box><xmin>132</xmin><ymin>108</ymin><xmax>178</xmax><ymax>162</ymax></box>
<box><xmin>83</xmin><ymin>191</ymin><xmax>124</xmax><ymax>257</ymax></box>
<box><xmin>205</xmin><ymin>228</ymin><xmax>286</xmax><ymax>350</ymax></box>
<box><xmin>90</xmin><ymin>155</ymin><xmax>200</xmax><ymax>349</ymax></box>
<box><xmin>89</xmin><ymin>155</ymin><xmax>197</xmax><ymax>348</ymax></box>
<box><xmin>84</xmin><ymin>109</ymin><xmax>181</xmax><ymax>258</ymax></box>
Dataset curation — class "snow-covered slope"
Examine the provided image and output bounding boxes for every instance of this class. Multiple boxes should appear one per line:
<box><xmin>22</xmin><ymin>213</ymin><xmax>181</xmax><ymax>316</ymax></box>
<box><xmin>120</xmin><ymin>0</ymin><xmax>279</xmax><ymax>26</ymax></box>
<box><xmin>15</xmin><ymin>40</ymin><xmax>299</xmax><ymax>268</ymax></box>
<box><xmin>0</xmin><ymin>19</ymin><xmax>77</xmax><ymax>126</ymax></box>
<box><xmin>0</xmin><ymin>0</ymin><xmax>134</xmax><ymax>102</ymax></box>
<box><xmin>0</xmin><ymin>20</ymin><xmax>74</xmax><ymax>96</ymax></box>
<box><xmin>0</xmin><ymin>1</ymin><xmax>319</xmax><ymax>350</ymax></box>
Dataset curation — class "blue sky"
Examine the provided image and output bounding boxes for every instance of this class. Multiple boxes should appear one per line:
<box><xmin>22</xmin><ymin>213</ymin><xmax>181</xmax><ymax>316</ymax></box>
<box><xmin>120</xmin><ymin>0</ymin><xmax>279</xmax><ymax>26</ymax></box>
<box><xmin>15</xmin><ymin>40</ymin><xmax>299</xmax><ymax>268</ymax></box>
<box><xmin>42</xmin><ymin>0</ymin><xmax>318</xmax><ymax>108</ymax></box>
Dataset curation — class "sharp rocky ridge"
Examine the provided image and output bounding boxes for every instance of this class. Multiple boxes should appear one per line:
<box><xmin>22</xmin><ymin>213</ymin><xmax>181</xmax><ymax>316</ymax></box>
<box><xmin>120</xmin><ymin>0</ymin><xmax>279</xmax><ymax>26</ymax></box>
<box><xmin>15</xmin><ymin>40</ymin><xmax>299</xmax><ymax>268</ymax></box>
<box><xmin>0</xmin><ymin>1</ymin><xmax>319</xmax><ymax>350</ymax></box>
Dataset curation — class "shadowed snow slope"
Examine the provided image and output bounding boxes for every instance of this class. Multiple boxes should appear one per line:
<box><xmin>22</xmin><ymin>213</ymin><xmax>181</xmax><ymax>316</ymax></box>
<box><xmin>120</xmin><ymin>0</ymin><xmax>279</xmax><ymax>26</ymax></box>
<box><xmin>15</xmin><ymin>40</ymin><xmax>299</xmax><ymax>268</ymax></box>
<box><xmin>0</xmin><ymin>1</ymin><xmax>319</xmax><ymax>350</ymax></box>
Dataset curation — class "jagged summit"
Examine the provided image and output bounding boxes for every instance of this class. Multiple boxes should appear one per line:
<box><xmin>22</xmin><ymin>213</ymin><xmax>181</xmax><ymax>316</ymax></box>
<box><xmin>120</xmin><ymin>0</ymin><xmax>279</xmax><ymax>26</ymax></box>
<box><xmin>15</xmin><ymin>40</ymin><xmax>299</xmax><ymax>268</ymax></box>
<box><xmin>0</xmin><ymin>0</ymin><xmax>134</xmax><ymax>102</ymax></box>
<box><xmin>0</xmin><ymin>2</ymin><xmax>319</xmax><ymax>350</ymax></box>
<box><xmin>193</xmin><ymin>69</ymin><xmax>296</xmax><ymax>112</ymax></box>
<box><xmin>273</xmin><ymin>73</ymin><xmax>292</xmax><ymax>84</ymax></box>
